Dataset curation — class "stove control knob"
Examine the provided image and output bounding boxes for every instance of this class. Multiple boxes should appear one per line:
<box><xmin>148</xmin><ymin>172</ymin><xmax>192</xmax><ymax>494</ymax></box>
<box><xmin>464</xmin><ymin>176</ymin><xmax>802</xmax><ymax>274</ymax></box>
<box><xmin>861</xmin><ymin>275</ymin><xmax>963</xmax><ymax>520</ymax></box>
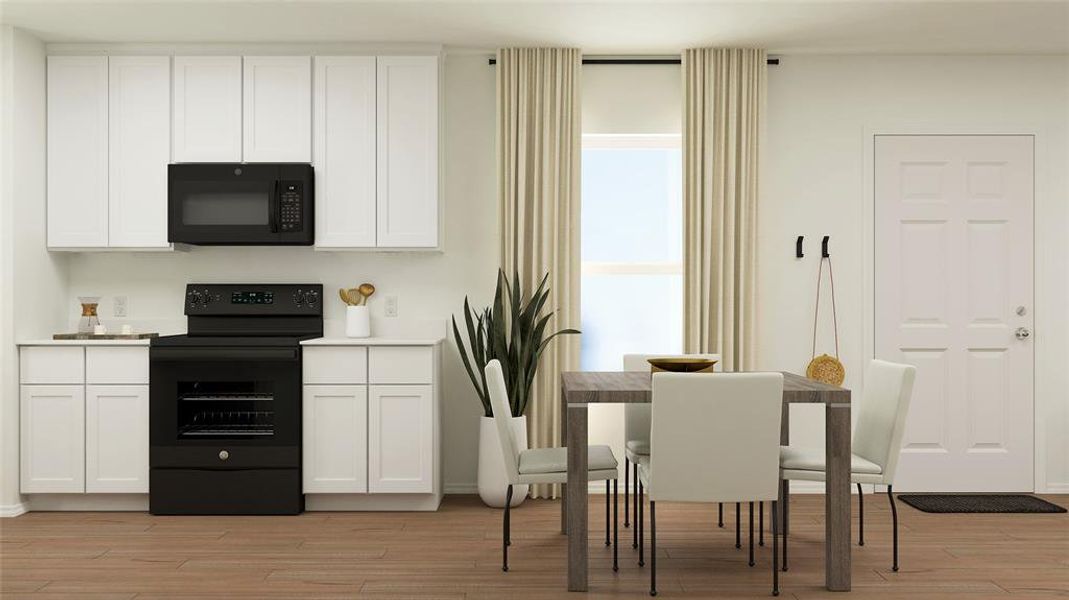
<box><xmin>218</xmin><ymin>450</ymin><xmax>230</xmax><ymax>461</ymax></box>
<box><xmin>188</xmin><ymin>290</ymin><xmax>203</xmax><ymax>307</ymax></box>
<box><xmin>305</xmin><ymin>289</ymin><xmax>319</xmax><ymax>306</ymax></box>
<box><xmin>201</xmin><ymin>290</ymin><xmax>214</xmax><ymax>305</ymax></box>
<box><xmin>293</xmin><ymin>290</ymin><xmax>305</xmax><ymax>306</ymax></box>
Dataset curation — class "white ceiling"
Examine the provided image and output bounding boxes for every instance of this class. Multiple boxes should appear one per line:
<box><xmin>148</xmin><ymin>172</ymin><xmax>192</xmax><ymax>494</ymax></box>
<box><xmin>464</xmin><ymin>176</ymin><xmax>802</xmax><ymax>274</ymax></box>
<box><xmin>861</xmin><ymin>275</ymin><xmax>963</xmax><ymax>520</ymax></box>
<box><xmin>2</xmin><ymin>0</ymin><xmax>1067</xmax><ymax>54</ymax></box>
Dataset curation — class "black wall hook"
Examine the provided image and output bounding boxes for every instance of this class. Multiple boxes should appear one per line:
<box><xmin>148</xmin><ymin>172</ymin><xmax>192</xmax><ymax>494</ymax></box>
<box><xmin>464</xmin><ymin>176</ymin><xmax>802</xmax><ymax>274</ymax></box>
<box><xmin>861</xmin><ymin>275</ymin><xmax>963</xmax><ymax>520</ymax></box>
<box><xmin>795</xmin><ymin>236</ymin><xmax>804</xmax><ymax>258</ymax></box>
<box><xmin>822</xmin><ymin>236</ymin><xmax>830</xmax><ymax>258</ymax></box>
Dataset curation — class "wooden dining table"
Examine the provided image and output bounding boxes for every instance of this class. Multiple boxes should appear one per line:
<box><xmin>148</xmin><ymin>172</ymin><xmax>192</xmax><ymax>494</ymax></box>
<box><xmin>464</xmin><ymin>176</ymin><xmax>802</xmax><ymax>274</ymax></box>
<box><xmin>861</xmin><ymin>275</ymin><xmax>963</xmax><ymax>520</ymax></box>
<box><xmin>560</xmin><ymin>370</ymin><xmax>852</xmax><ymax>592</ymax></box>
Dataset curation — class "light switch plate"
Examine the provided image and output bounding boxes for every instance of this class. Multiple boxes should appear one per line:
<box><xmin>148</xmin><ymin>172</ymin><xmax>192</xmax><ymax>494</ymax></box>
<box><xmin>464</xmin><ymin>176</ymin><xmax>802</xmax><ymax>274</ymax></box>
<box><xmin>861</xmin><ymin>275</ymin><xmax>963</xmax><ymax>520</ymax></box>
<box><xmin>384</xmin><ymin>295</ymin><xmax>398</xmax><ymax>318</ymax></box>
<box><xmin>113</xmin><ymin>296</ymin><xmax>128</xmax><ymax>317</ymax></box>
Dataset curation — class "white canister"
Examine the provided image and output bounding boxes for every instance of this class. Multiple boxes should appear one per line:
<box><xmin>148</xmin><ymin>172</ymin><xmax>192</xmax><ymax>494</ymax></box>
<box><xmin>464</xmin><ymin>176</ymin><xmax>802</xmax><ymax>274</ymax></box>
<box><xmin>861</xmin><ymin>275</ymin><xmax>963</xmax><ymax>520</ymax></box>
<box><xmin>346</xmin><ymin>305</ymin><xmax>371</xmax><ymax>338</ymax></box>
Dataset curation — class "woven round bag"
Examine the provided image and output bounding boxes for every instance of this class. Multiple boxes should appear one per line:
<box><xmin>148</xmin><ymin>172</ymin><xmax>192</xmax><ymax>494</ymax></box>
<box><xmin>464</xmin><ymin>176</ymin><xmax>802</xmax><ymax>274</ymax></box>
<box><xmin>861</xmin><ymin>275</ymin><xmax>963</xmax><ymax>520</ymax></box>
<box><xmin>807</xmin><ymin>256</ymin><xmax>845</xmax><ymax>386</ymax></box>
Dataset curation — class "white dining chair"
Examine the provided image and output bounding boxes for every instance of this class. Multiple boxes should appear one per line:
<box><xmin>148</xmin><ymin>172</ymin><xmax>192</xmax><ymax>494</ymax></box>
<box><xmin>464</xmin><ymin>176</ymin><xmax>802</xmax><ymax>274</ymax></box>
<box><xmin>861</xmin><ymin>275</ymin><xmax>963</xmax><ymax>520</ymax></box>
<box><xmin>484</xmin><ymin>359</ymin><xmax>621</xmax><ymax>573</ymax></box>
<box><xmin>637</xmin><ymin>371</ymin><xmax>785</xmax><ymax>596</ymax></box>
<box><xmin>779</xmin><ymin>359</ymin><xmax>916</xmax><ymax>572</ymax></box>
<box><xmin>622</xmin><ymin>353</ymin><xmax>726</xmax><ymax>548</ymax></box>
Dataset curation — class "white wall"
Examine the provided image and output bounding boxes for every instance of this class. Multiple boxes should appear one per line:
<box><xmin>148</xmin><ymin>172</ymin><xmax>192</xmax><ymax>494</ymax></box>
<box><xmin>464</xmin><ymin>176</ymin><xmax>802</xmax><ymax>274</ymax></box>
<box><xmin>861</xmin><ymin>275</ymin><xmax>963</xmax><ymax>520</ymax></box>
<box><xmin>0</xmin><ymin>26</ymin><xmax>69</xmax><ymax>516</ymax></box>
<box><xmin>760</xmin><ymin>55</ymin><xmax>1069</xmax><ymax>492</ymax></box>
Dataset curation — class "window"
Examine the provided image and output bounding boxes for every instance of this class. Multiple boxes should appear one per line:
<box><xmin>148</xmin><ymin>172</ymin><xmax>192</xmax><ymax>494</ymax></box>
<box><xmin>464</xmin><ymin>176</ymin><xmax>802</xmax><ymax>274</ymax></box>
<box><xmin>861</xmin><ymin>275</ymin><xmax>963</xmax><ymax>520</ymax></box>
<box><xmin>580</xmin><ymin>134</ymin><xmax>683</xmax><ymax>370</ymax></box>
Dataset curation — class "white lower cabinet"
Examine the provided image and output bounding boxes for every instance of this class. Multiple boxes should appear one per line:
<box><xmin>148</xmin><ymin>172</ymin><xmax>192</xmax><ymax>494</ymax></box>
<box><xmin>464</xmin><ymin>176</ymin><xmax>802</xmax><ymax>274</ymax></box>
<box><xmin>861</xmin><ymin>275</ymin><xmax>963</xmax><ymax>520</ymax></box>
<box><xmin>368</xmin><ymin>384</ymin><xmax>433</xmax><ymax>493</ymax></box>
<box><xmin>86</xmin><ymin>385</ymin><xmax>149</xmax><ymax>493</ymax></box>
<box><xmin>303</xmin><ymin>385</ymin><xmax>368</xmax><ymax>493</ymax></box>
<box><xmin>20</xmin><ymin>385</ymin><xmax>86</xmax><ymax>493</ymax></box>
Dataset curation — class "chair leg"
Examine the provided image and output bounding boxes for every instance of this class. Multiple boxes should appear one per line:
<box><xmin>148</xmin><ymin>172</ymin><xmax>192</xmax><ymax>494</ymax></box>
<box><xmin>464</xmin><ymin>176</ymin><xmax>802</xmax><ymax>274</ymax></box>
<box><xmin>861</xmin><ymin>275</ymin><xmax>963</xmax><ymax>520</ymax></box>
<box><xmin>502</xmin><ymin>484</ymin><xmax>513</xmax><ymax>572</ymax></box>
<box><xmin>649</xmin><ymin>500</ymin><xmax>658</xmax><ymax>597</ymax></box>
<box><xmin>633</xmin><ymin>461</ymin><xmax>639</xmax><ymax>549</ymax></box>
<box><xmin>736</xmin><ymin>502</ymin><xmax>742</xmax><ymax>549</ymax></box>
<box><xmin>606</xmin><ymin>480</ymin><xmax>611</xmax><ymax>546</ymax></box>
<box><xmin>718</xmin><ymin>502</ymin><xmax>724</xmax><ymax>528</ymax></box>
<box><xmin>759</xmin><ymin>501</ymin><xmax>765</xmax><ymax>546</ymax></box>
<box><xmin>857</xmin><ymin>483</ymin><xmax>865</xmax><ymax>546</ymax></box>
<box><xmin>772</xmin><ymin>500</ymin><xmax>780</xmax><ymax>597</ymax></box>
<box><xmin>638</xmin><ymin>481</ymin><xmax>645</xmax><ymax>567</ymax></box>
<box><xmin>613</xmin><ymin>478</ymin><xmax>619</xmax><ymax>572</ymax></box>
<box><xmin>782</xmin><ymin>480</ymin><xmax>789</xmax><ymax>572</ymax></box>
<box><xmin>888</xmin><ymin>485</ymin><xmax>899</xmax><ymax>572</ymax></box>
<box><xmin>749</xmin><ymin>501</ymin><xmax>755</xmax><ymax>567</ymax></box>
<box><xmin>624</xmin><ymin>458</ymin><xmax>631</xmax><ymax>528</ymax></box>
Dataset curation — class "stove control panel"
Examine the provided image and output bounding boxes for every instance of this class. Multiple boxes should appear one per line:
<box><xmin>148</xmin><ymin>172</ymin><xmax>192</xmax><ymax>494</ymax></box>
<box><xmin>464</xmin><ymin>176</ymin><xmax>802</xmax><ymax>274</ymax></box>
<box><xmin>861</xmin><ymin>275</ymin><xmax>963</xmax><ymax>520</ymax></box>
<box><xmin>185</xmin><ymin>284</ymin><xmax>323</xmax><ymax>316</ymax></box>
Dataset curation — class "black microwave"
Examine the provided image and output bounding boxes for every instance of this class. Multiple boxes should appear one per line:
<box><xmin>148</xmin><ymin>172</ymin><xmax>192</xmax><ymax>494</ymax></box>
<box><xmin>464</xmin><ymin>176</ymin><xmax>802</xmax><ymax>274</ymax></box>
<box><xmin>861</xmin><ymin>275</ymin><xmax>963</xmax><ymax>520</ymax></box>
<box><xmin>168</xmin><ymin>163</ymin><xmax>314</xmax><ymax>245</ymax></box>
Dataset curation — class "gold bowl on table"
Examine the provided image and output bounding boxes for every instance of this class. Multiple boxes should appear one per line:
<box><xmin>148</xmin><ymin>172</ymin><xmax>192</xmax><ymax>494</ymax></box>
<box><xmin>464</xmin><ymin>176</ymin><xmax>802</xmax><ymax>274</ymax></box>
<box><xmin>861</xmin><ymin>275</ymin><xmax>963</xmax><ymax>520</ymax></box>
<box><xmin>647</xmin><ymin>357</ymin><xmax>719</xmax><ymax>373</ymax></box>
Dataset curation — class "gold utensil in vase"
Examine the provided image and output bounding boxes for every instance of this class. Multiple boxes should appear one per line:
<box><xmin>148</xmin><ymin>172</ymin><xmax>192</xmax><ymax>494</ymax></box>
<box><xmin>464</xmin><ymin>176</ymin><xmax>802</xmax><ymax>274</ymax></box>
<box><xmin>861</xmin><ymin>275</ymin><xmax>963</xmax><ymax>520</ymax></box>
<box><xmin>339</xmin><ymin>288</ymin><xmax>353</xmax><ymax>306</ymax></box>
<box><xmin>358</xmin><ymin>283</ymin><xmax>376</xmax><ymax>305</ymax></box>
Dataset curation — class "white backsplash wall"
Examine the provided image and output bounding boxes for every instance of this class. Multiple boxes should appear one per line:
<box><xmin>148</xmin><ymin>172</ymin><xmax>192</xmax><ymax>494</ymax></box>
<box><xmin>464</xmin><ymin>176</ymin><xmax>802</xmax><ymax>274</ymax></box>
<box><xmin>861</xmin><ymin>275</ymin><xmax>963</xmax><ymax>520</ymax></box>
<box><xmin>64</xmin><ymin>53</ymin><xmax>500</xmax><ymax>493</ymax></box>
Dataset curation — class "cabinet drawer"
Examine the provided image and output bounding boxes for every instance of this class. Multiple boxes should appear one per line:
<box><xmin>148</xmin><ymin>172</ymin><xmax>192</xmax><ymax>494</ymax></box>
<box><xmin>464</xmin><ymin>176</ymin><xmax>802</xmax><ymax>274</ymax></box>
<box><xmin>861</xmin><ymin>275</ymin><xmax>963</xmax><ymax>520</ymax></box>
<box><xmin>302</xmin><ymin>346</ymin><xmax>368</xmax><ymax>384</ymax></box>
<box><xmin>87</xmin><ymin>347</ymin><xmax>149</xmax><ymax>384</ymax></box>
<box><xmin>369</xmin><ymin>346</ymin><xmax>433</xmax><ymax>384</ymax></box>
<box><xmin>20</xmin><ymin>346</ymin><xmax>85</xmax><ymax>384</ymax></box>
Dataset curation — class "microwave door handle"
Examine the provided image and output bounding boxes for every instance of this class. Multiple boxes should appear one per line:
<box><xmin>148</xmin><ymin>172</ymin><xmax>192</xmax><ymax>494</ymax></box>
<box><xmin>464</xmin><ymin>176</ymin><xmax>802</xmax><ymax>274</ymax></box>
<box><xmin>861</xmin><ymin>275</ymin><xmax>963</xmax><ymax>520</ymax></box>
<box><xmin>270</xmin><ymin>179</ymin><xmax>280</xmax><ymax>233</ymax></box>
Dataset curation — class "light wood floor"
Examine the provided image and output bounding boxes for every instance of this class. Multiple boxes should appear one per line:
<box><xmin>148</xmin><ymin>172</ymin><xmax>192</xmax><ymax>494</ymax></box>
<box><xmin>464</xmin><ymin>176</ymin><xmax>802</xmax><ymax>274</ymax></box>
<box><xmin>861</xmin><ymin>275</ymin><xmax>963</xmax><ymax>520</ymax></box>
<box><xmin>1</xmin><ymin>494</ymin><xmax>1066</xmax><ymax>599</ymax></box>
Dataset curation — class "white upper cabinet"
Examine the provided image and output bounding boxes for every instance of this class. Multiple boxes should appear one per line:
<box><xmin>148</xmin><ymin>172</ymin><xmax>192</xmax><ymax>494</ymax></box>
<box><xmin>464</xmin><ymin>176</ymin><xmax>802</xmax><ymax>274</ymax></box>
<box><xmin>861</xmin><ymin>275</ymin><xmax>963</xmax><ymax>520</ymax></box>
<box><xmin>47</xmin><ymin>56</ymin><xmax>109</xmax><ymax>248</ymax></box>
<box><xmin>108</xmin><ymin>56</ymin><xmax>171</xmax><ymax>248</ymax></box>
<box><xmin>313</xmin><ymin>56</ymin><xmax>377</xmax><ymax>248</ymax></box>
<box><xmin>376</xmin><ymin>56</ymin><xmax>439</xmax><ymax>248</ymax></box>
<box><xmin>243</xmin><ymin>56</ymin><xmax>311</xmax><ymax>162</ymax></box>
<box><xmin>173</xmin><ymin>56</ymin><xmax>242</xmax><ymax>162</ymax></box>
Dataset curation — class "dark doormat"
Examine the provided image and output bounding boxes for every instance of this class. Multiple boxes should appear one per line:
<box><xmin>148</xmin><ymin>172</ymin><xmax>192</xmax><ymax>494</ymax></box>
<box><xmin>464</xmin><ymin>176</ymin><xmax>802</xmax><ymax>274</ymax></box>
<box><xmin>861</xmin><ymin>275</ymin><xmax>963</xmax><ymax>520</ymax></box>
<box><xmin>897</xmin><ymin>494</ymin><xmax>1067</xmax><ymax>514</ymax></box>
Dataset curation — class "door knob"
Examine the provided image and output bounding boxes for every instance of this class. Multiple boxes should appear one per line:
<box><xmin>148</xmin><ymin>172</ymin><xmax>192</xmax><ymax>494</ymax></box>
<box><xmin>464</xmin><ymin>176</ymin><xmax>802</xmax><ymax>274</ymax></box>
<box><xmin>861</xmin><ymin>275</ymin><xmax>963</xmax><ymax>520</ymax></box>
<box><xmin>1015</xmin><ymin>327</ymin><xmax>1031</xmax><ymax>340</ymax></box>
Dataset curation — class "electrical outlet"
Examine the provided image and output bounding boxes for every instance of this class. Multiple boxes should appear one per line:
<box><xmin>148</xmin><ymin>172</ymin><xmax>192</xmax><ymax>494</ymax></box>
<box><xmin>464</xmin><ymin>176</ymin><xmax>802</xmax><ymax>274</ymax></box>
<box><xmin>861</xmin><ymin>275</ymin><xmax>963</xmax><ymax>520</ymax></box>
<box><xmin>113</xmin><ymin>296</ymin><xmax>128</xmax><ymax>318</ymax></box>
<box><xmin>384</xmin><ymin>295</ymin><xmax>398</xmax><ymax>318</ymax></box>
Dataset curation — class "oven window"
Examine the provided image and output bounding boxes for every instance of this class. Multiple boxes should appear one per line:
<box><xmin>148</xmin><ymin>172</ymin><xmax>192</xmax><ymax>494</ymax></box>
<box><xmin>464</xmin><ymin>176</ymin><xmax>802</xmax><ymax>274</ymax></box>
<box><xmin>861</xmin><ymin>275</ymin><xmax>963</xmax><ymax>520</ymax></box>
<box><xmin>177</xmin><ymin>381</ymin><xmax>274</xmax><ymax>438</ymax></box>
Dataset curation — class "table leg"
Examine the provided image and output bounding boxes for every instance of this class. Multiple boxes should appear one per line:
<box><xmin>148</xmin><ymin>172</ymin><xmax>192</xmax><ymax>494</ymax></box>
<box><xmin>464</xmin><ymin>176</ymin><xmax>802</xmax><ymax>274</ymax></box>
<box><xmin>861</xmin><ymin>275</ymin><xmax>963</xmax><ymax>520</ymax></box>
<box><xmin>567</xmin><ymin>404</ymin><xmax>589</xmax><ymax>592</ymax></box>
<box><xmin>560</xmin><ymin>384</ymin><xmax>569</xmax><ymax>534</ymax></box>
<box><xmin>825</xmin><ymin>402</ymin><xmax>852</xmax><ymax>591</ymax></box>
<box><xmin>777</xmin><ymin>402</ymin><xmax>790</xmax><ymax>561</ymax></box>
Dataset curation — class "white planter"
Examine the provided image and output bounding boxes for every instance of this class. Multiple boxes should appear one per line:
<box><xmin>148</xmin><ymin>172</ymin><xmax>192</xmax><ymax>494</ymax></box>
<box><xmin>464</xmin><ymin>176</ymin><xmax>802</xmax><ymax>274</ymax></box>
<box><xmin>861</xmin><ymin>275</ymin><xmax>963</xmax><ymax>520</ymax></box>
<box><xmin>345</xmin><ymin>305</ymin><xmax>370</xmax><ymax>338</ymax></box>
<box><xmin>478</xmin><ymin>415</ymin><xmax>528</xmax><ymax>508</ymax></box>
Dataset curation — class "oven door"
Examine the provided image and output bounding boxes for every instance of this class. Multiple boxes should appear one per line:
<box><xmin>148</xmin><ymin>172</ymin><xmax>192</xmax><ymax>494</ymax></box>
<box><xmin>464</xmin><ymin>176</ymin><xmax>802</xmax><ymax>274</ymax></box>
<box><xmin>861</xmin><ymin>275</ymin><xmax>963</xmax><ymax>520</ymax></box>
<box><xmin>150</xmin><ymin>345</ymin><xmax>301</xmax><ymax>469</ymax></box>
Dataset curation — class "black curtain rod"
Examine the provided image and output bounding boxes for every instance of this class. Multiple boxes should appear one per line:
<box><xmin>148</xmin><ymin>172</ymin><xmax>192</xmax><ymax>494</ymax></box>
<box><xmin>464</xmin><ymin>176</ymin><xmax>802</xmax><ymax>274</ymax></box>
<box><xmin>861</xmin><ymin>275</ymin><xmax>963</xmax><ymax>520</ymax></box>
<box><xmin>487</xmin><ymin>57</ymin><xmax>779</xmax><ymax>66</ymax></box>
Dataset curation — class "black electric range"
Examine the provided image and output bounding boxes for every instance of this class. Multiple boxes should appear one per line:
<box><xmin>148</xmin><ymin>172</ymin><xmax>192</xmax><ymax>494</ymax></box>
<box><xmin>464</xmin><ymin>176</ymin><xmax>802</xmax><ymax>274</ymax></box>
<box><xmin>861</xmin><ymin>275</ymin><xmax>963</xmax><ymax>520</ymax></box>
<box><xmin>149</xmin><ymin>283</ymin><xmax>322</xmax><ymax>515</ymax></box>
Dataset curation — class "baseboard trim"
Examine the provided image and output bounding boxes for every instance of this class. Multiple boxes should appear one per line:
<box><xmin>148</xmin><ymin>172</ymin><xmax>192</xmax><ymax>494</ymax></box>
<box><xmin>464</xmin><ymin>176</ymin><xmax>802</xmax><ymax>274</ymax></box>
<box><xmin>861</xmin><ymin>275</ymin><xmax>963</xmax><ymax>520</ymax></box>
<box><xmin>1041</xmin><ymin>483</ymin><xmax>1069</xmax><ymax>494</ymax></box>
<box><xmin>26</xmin><ymin>494</ymin><xmax>148</xmax><ymax>512</ymax></box>
<box><xmin>305</xmin><ymin>493</ymin><xmax>443</xmax><ymax>512</ymax></box>
<box><xmin>0</xmin><ymin>502</ymin><xmax>27</xmax><ymax>517</ymax></box>
<box><xmin>444</xmin><ymin>483</ymin><xmax>477</xmax><ymax>495</ymax></box>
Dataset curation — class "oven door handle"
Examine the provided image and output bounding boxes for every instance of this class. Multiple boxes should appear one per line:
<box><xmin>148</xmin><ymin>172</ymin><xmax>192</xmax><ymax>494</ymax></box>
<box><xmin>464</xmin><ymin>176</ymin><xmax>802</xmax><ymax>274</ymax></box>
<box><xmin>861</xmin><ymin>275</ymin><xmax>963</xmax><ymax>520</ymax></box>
<box><xmin>151</xmin><ymin>347</ymin><xmax>298</xmax><ymax>362</ymax></box>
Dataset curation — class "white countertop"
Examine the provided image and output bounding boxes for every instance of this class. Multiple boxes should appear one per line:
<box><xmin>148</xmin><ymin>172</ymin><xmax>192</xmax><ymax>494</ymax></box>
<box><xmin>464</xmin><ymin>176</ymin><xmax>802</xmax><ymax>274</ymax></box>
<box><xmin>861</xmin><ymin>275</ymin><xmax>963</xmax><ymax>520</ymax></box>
<box><xmin>18</xmin><ymin>338</ymin><xmax>152</xmax><ymax>346</ymax></box>
<box><xmin>301</xmin><ymin>336</ymin><xmax>444</xmax><ymax>346</ymax></box>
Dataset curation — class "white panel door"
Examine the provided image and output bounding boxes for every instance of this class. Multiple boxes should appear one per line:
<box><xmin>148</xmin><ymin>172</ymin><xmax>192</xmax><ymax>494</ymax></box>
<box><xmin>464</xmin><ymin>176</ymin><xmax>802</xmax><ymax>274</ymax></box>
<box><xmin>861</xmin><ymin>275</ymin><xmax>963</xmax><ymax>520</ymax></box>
<box><xmin>173</xmin><ymin>56</ymin><xmax>242</xmax><ymax>162</ymax></box>
<box><xmin>243</xmin><ymin>56</ymin><xmax>311</xmax><ymax>162</ymax></box>
<box><xmin>313</xmin><ymin>56</ymin><xmax>377</xmax><ymax>248</ymax></box>
<box><xmin>303</xmin><ymin>385</ymin><xmax>368</xmax><ymax>493</ymax></box>
<box><xmin>21</xmin><ymin>385</ymin><xmax>85</xmax><ymax>493</ymax></box>
<box><xmin>109</xmin><ymin>56</ymin><xmax>171</xmax><ymax>248</ymax></box>
<box><xmin>86</xmin><ymin>385</ymin><xmax>149</xmax><ymax>493</ymax></box>
<box><xmin>47</xmin><ymin>56</ymin><xmax>109</xmax><ymax>248</ymax></box>
<box><xmin>376</xmin><ymin>56</ymin><xmax>439</xmax><ymax>248</ymax></box>
<box><xmin>875</xmin><ymin>135</ymin><xmax>1034</xmax><ymax>492</ymax></box>
<box><xmin>368</xmin><ymin>385</ymin><xmax>433</xmax><ymax>493</ymax></box>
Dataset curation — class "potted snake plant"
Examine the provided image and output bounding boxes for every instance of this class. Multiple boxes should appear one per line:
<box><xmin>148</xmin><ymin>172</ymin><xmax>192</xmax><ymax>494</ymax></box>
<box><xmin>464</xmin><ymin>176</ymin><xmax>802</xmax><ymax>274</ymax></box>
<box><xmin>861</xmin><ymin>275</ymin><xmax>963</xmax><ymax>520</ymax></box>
<box><xmin>452</xmin><ymin>270</ymin><xmax>579</xmax><ymax>507</ymax></box>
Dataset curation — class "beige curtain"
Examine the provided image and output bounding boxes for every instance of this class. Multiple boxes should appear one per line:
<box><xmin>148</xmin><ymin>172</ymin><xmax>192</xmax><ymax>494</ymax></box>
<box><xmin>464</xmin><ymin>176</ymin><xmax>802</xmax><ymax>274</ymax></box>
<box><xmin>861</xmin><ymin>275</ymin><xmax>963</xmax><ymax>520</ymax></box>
<box><xmin>497</xmin><ymin>48</ymin><xmax>582</xmax><ymax>499</ymax></box>
<box><xmin>682</xmin><ymin>48</ymin><xmax>766</xmax><ymax>372</ymax></box>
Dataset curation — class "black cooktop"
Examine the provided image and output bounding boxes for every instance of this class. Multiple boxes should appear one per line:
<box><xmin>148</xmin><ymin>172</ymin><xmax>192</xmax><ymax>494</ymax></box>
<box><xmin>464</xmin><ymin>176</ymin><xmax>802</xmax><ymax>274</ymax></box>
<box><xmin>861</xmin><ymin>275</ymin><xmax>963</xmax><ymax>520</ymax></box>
<box><xmin>151</xmin><ymin>334</ymin><xmax>319</xmax><ymax>348</ymax></box>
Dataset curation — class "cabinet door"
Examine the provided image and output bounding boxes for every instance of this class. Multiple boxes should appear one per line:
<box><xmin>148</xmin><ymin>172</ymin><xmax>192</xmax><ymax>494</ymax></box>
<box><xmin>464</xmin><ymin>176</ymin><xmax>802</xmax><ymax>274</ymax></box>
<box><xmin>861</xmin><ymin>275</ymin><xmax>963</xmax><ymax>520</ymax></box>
<box><xmin>47</xmin><ymin>56</ymin><xmax>109</xmax><ymax>248</ymax></box>
<box><xmin>86</xmin><ymin>385</ymin><xmax>149</xmax><ymax>493</ymax></box>
<box><xmin>21</xmin><ymin>385</ymin><xmax>85</xmax><ymax>493</ymax></box>
<box><xmin>376</xmin><ymin>56</ymin><xmax>439</xmax><ymax>248</ymax></box>
<box><xmin>313</xmin><ymin>56</ymin><xmax>376</xmax><ymax>248</ymax></box>
<box><xmin>368</xmin><ymin>385</ymin><xmax>433</xmax><ymax>493</ymax></box>
<box><xmin>243</xmin><ymin>56</ymin><xmax>311</xmax><ymax>162</ymax></box>
<box><xmin>303</xmin><ymin>385</ymin><xmax>368</xmax><ymax>493</ymax></box>
<box><xmin>173</xmin><ymin>56</ymin><xmax>242</xmax><ymax>162</ymax></box>
<box><xmin>109</xmin><ymin>56</ymin><xmax>171</xmax><ymax>248</ymax></box>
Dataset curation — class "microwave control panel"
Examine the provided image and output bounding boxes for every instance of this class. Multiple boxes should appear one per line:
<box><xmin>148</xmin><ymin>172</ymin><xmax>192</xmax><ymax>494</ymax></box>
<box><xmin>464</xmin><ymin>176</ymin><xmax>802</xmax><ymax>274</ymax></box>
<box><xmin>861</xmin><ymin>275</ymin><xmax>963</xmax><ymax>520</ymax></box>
<box><xmin>279</xmin><ymin>182</ymin><xmax>303</xmax><ymax>232</ymax></box>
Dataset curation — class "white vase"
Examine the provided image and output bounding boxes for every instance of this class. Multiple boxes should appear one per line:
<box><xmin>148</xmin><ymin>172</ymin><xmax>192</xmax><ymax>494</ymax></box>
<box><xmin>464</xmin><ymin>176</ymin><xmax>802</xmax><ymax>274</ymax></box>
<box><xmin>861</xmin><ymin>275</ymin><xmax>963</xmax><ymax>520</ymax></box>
<box><xmin>478</xmin><ymin>415</ymin><xmax>528</xmax><ymax>508</ymax></box>
<box><xmin>345</xmin><ymin>305</ymin><xmax>370</xmax><ymax>338</ymax></box>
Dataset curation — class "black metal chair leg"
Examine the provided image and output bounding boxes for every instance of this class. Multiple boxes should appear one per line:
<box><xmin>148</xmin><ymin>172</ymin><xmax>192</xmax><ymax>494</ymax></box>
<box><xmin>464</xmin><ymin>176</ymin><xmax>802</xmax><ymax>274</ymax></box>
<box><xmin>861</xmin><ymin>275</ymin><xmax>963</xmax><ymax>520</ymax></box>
<box><xmin>772</xmin><ymin>500</ymin><xmax>780</xmax><ymax>597</ymax></box>
<box><xmin>649</xmin><ymin>500</ymin><xmax>657</xmax><ymax>596</ymax></box>
<box><xmin>749</xmin><ymin>501</ymin><xmax>755</xmax><ymax>566</ymax></box>
<box><xmin>624</xmin><ymin>458</ymin><xmax>630</xmax><ymax>528</ymax></box>
<box><xmin>782</xmin><ymin>480</ymin><xmax>789</xmax><ymax>571</ymax></box>
<box><xmin>638</xmin><ymin>481</ymin><xmax>645</xmax><ymax>567</ymax></box>
<box><xmin>718</xmin><ymin>502</ymin><xmax>724</xmax><ymax>527</ymax></box>
<box><xmin>606</xmin><ymin>480</ymin><xmax>611</xmax><ymax>546</ymax></box>
<box><xmin>857</xmin><ymin>483</ymin><xmax>865</xmax><ymax>546</ymax></box>
<box><xmin>613</xmin><ymin>478</ymin><xmax>619</xmax><ymax>572</ymax></box>
<box><xmin>759</xmin><ymin>501</ymin><xmax>765</xmax><ymax>546</ymax></box>
<box><xmin>736</xmin><ymin>502</ymin><xmax>741</xmax><ymax>549</ymax></box>
<box><xmin>502</xmin><ymin>484</ymin><xmax>512</xmax><ymax>572</ymax></box>
<box><xmin>888</xmin><ymin>485</ymin><xmax>899</xmax><ymax>572</ymax></box>
<box><xmin>633</xmin><ymin>461</ymin><xmax>639</xmax><ymax>549</ymax></box>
